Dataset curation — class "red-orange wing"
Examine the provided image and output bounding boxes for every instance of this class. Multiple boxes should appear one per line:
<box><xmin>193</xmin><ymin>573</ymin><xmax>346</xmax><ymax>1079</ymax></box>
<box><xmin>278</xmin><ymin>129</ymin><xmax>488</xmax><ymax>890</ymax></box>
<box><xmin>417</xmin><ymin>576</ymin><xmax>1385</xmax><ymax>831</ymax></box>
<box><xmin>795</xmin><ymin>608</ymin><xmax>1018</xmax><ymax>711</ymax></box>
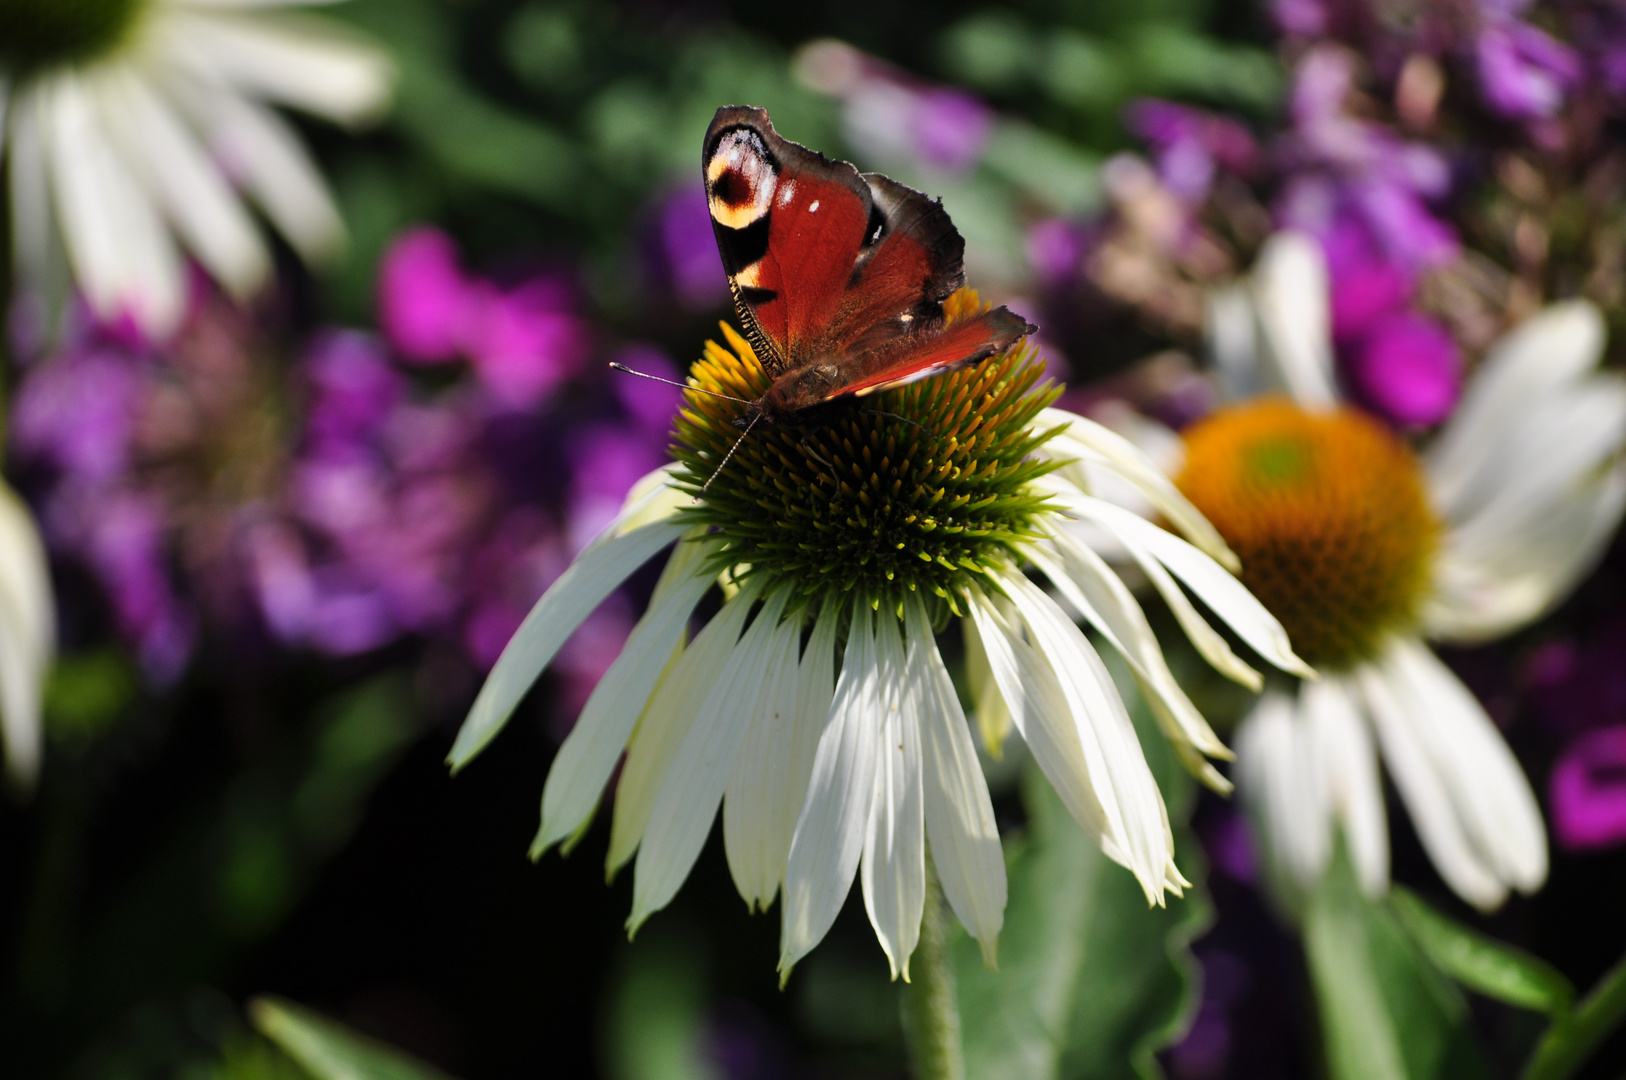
<box><xmin>840</xmin><ymin>306</ymin><xmax>1035</xmax><ymax>399</ymax></box>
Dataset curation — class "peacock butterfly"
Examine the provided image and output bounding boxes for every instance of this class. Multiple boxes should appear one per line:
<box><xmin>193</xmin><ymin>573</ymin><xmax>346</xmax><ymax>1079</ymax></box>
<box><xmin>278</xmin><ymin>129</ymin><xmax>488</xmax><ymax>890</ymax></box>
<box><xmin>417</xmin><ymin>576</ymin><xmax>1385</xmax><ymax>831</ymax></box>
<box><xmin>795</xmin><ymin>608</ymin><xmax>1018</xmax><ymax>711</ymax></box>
<box><xmin>702</xmin><ymin>105</ymin><xmax>1036</xmax><ymax>428</ymax></box>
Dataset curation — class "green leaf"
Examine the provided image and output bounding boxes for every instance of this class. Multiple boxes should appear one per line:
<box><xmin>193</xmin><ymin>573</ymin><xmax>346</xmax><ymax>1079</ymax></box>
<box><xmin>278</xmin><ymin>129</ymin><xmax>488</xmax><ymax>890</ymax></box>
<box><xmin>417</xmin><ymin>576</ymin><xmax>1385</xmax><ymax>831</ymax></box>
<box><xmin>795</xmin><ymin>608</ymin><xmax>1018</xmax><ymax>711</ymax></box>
<box><xmin>250</xmin><ymin>996</ymin><xmax>456</xmax><ymax>1080</ymax></box>
<box><xmin>954</xmin><ymin>657</ymin><xmax>1211</xmax><ymax>1080</ymax></box>
<box><xmin>1522</xmin><ymin>952</ymin><xmax>1626</xmax><ymax>1080</ymax></box>
<box><xmin>1305</xmin><ymin>852</ymin><xmax>1490</xmax><ymax>1080</ymax></box>
<box><xmin>601</xmin><ymin>929</ymin><xmax>722</xmax><ymax>1080</ymax></box>
<box><xmin>1391</xmin><ymin>887</ymin><xmax>1574</xmax><ymax>1016</ymax></box>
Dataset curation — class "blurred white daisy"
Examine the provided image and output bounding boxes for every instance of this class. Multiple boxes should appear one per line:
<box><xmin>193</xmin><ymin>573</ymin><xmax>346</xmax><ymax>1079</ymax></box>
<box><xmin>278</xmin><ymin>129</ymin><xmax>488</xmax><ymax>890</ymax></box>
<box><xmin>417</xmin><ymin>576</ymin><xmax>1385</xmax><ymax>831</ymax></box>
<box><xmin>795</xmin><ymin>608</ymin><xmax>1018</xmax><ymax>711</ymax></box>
<box><xmin>448</xmin><ymin>301</ymin><xmax>1306</xmax><ymax>979</ymax></box>
<box><xmin>2</xmin><ymin>0</ymin><xmax>392</xmax><ymax>341</ymax></box>
<box><xmin>1184</xmin><ymin>232</ymin><xmax>1626</xmax><ymax>910</ymax></box>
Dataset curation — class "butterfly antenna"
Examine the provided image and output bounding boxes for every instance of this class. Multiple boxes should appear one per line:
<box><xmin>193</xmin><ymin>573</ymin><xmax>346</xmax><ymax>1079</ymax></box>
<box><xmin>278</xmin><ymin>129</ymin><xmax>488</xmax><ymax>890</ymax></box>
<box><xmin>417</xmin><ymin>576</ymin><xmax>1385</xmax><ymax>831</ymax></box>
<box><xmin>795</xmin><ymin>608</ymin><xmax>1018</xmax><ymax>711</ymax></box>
<box><xmin>702</xmin><ymin>410</ymin><xmax>763</xmax><ymax>494</ymax></box>
<box><xmin>608</xmin><ymin>362</ymin><xmax>752</xmax><ymax>405</ymax></box>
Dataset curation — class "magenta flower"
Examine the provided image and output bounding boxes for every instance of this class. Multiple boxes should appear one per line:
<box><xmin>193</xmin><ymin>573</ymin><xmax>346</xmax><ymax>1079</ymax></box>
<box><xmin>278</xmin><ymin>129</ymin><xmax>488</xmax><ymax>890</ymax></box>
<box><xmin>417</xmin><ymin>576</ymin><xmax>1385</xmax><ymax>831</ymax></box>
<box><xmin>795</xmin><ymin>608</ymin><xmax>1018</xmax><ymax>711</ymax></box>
<box><xmin>1348</xmin><ymin>311</ymin><xmax>1462</xmax><ymax>427</ymax></box>
<box><xmin>378</xmin><ymin>227</ymin><xmax>468</xmax><ymax>363</ymax></box>
<box><xmin>1550</xmin><ymin>726</ymin><xmax>1626</xmax><ymax>851</ymax></box>
<box><xmin>1476</xmin><ymin>18</ymin><xmax>1581</xmax><ymax>121</ymax></box>
<box><xmin>1126</xmin><ymin>99</ymin><xmax>1258</xmax><ymax>205</ymax></box>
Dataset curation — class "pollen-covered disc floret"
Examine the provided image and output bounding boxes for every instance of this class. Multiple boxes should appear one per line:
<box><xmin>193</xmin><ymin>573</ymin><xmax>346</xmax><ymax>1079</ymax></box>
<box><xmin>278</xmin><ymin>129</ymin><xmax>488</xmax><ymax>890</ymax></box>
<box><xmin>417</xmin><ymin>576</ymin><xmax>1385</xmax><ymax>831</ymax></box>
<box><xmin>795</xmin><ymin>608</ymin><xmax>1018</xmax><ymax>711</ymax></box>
<box><xmin>672</xmin><ymin>324</ymin><xmax>1061</xmax><ymax>609</ymax></box>
<box><xmin>1175</xmin><ymin>398</ymin><xmax>1439</xmax><ymax>671</ymax></box>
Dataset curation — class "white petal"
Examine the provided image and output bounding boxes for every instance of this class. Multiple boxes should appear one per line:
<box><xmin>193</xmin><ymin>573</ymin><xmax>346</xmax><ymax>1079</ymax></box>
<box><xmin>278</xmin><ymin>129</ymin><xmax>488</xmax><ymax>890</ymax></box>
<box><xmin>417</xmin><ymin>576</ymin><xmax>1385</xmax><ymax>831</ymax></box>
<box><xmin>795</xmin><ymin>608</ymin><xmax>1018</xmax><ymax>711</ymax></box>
<box><xmin>961</xmin><ymin>593</ymin><xmax>1012</xmax><ymax>756</ymax></box>
<box><xmin>629</xmin><ymin>589</ymin><xmax>792</xmax><ymax>932</ymax></box>
<box><xmin>909</xmin><ymin>597</ymin><xmax>1004</xmax><ymax>967</ymax></box>
<box><xmin>0</xmin><ymin>489</ymin><xmax>54</xmax><ymax>789</ymax></box>
<box><xmin>96</xmin><ymin>69</ymin><xmax>269</xmax><ymax>297</ymax></box>
<box><xmin>1206</xmin><ymin>282</ymin><xmax>1262</xmax><ymax>400</ymax></box>
<box><xmin>1052</xmin><ymin>487</ymin><xmax>1313</xmax><ymax>680</ymax></box>
<box><xmin>1429</xmin><ymin>300</ymin><xmax>1607</xmax><ymax>513</ymax></box>
<box><xmin>1031</xmin><ymin>527</ymin><xmax>1229</xmax><ymax>762</ymax></box>
<box><xmin>859</xmin><ymin>611</ymin><xmax>924</xmax><ymax>980</ymax></box>
<box><xmin>1384</xmin><ymin>641</ymin><xmax>1547</xmax><ymax>895</ymax></box>
<box><xmin>1355</xmin><ymin>649</ymin><xmax>1509</xmax><ymax>910</ymax></box>
<box><xmin>1036</xmin><ymin>408</ymin><xmax>1238</xmax><ymax>570</ymax></box>
<box><xmin>39</xmin><ymin>75</ymin><xmax>185</xmax><ymax>336</ymax></box>
<box><xmin>533</xmin><ymin>538</ymin><xmax>715</xmax><ymax>856</ymax></box>
<box><xmin>1426</xmin><ymin>463</ymin><xmax>1626</xmax><ymax>642</ymax></box>
<box><xmin>1235</xmin><ymin>692</ymin><xmax>1330</xmax><ymax>888</ymax></box>
<box><xmin>1439</xmin><ymin>378</ymin><xmax>1626</xmax><ymax>541</ymax></box>
<box><xmin>1303</xmin><ymin>677</ymin><xmax>1388</xmax><ymax>895</ymax></box>
<box><xmin>999</xmin><ymin>569</ymin><xmax>1177</xmax><ymax>904</ymax></box>
<box><xmin>723</xmin><ymin>602</ymin><xmax>810</xmax><ymax>910</ymax></box>
<box><xmin>8</xmin><ymin>84</ymin><xmax>61</xmax><ymax>295</ymax></box>
<box><xmin>449</xmin><ymin>518</ymin><xmax>687</xmax><ymax>770</ymax></box>
<box><xmin>157</xmin><ymin>9</ymin><xmax>393</xmax><ymax>125</ymax></box>
<box><xmin>1250</xmin><ymin>231</ymin><xmax>1338</xmax><ymax>410</ymax></box>
<box><xmin>780</xmin><ymin>599</ymin><xmax>883</xmax><ymax>974</ymax></box>
<box><xmin>168</xmin><ymin>81</ymin><xmax>344</xmax><ymax>260</ymax></box>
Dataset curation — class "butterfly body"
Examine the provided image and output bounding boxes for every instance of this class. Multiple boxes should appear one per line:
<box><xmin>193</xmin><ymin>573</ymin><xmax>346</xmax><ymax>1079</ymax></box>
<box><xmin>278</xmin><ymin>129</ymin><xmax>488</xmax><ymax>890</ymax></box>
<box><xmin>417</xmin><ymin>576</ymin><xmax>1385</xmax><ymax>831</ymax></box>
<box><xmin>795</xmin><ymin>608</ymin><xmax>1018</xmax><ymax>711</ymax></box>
<box><xmin>703</xmin><ymin>106</ymin><xmax>1036</xmax><ymax>428</ymax></box>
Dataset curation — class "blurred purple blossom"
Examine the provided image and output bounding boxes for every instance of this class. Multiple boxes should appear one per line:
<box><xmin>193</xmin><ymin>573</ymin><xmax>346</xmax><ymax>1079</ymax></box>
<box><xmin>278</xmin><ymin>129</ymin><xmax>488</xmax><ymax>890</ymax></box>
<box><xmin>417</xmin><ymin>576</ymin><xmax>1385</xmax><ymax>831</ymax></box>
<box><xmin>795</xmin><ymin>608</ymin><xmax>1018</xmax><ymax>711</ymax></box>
<box><xmin>654</xmin><ymin>184</ymin><xmax>729</xmax><ymax>312</ymax></box>
<box><xmin>1026</xmin><ymin>218</ymin><xmax>1089</xmax><ymax>288</ymax></box>
<box><xmin>1126</xmin><ymin>99</ymin><xmax>1258</xmax><ymax>205</ymax></box>
<box><xmin>1348</xmin><ymin>311</ymin><xmax>1462</xmax><ymax>426</ymax></box>
<box><xmin>1550</xmin><ymin>725</ymin><xmax>1626</xmax><ymax>851</ymax></box>
<box><xmin>378</xmin><ymin>226</ymin><xmax>590</xmax><ymax>410</ymax></box>
<box><xmin>1474</xmin><ymin>10</ymin><xmax>1581</xmax><ymax>121</ymax></box>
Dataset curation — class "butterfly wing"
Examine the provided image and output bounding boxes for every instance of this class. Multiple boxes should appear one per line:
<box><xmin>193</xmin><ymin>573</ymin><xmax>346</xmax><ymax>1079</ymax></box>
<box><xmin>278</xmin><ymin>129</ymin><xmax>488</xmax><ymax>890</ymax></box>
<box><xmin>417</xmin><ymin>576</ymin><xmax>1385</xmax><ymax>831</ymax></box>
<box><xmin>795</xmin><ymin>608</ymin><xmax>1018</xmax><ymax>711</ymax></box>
<box><xmin>703</xmin><ymin>107</ymin><xmax>965</xmax><ymax>375</ymax></box>
<box><xmin>843</xmin><ymin>306</ymin><xmax>1036</xmax><ymax>398</ymax></box>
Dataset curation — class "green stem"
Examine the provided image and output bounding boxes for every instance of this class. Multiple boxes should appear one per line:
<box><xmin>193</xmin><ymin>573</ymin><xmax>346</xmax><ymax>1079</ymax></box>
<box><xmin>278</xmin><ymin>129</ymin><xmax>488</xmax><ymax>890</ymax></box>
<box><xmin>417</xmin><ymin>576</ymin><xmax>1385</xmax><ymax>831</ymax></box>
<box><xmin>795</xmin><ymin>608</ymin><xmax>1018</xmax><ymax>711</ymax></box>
<box><xmin>901</xmin><ymin>852</ymin><xmax>964</xmax><ymax>1080</ymax></box>
<box><xmin>1521</xmin><ymin>952</ymin><xmax>1626</xmax><ymax>1080</ymax></box>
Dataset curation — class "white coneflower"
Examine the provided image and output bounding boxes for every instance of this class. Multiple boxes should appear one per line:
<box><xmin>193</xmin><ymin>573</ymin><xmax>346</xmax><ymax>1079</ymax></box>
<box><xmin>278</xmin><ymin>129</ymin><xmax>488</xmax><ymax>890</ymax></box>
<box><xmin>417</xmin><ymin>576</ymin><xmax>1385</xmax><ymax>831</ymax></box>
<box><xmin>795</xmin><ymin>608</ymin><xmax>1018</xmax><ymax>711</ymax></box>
<box><xmin>1179</xmin><ymin>233</ymin><xmax>1626</xmax><ymax>910</ymax></box>
<box><xmin>2</xmin><ymin>0</ymin><xmax>392</xmax><ymax>340</ymax></box>
<box><xmin>448</xmin><ymin>292</ymin><xmax>1306</xmax><ymax>978</ymax></box>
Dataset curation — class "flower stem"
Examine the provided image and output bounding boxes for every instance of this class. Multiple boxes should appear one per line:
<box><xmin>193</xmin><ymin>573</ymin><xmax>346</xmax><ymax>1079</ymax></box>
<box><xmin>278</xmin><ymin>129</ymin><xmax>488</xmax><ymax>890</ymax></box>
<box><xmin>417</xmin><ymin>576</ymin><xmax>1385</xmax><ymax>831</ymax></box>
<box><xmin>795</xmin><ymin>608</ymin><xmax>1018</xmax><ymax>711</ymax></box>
<box><xmin>1521</xmin><ymin>951</ymin><xmax>1626</xmax><ymax>1080</ymax></box>
<box><xmin>902</xmin><ymin>851</ymin><xmax>964</xmax><ymax>1080</ymax></box>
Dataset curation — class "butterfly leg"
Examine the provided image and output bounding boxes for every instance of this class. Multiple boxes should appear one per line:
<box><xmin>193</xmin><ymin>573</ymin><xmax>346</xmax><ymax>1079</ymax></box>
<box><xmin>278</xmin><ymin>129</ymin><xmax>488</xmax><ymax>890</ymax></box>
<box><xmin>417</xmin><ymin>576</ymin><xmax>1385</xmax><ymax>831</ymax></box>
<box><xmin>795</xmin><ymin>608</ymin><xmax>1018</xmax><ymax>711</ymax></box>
<box><xmin>796</xmin><ymin>432</ymin><xmax>836</xmax><ymax>472</ymax></box>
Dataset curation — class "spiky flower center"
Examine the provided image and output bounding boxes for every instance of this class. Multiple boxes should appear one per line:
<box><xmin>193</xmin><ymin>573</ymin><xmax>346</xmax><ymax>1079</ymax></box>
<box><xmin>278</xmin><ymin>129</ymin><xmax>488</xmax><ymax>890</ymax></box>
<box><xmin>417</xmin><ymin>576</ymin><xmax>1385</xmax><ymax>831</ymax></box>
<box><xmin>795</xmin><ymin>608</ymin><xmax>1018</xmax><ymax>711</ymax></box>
<box><xmin>1174</xmin><ymin>399</ymin><xmax>1439</xmax><ymax>671</ymax></box>
<box><xmin>672</xmin><ymin>307</ymin><xmax>1059</xmax><ymax>611</ymax></box>
<box><xmin>0</xmin><ymin>0</ymin><xmax>147</xmax><ymax>71</ymax></box>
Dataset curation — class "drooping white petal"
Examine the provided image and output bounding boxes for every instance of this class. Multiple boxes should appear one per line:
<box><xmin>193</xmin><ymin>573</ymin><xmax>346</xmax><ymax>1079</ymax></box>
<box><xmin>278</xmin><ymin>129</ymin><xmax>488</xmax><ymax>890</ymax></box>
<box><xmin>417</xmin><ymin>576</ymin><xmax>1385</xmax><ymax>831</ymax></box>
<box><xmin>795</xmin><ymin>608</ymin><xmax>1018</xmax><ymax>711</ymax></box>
<box><xmin>999</xmin><ymin>569</ymin><xmax>1177</xmax><ymax>904</ymax></box>
<box><xmin>1031</xmin><ymin>526</ymin><xmax>1230</xmax><ymax>762</ymax></box>
<box><xmin>1303</xmin><ymin>677</ymin><xmax>1388</xmax><ymax>896</ymax></box>
<box><xmin>1037</xmin><ymin>408</ymin><xmax>1237</xmax><ymax>569</ymax></box>
<box><xmin>96</xmin><ymin>69</ymin><xmax>269</xmax><ymax>297</ymax></box>
<box><xmin>1427</xmin><ymin>462</ymin><xmax>1626</xmax><ymax>642</ymax></box>
<box><xmin>1355</xmin><ymin>650</ymin><xmax>1507</xmax><ymax>910</ymax></box>
<box><xmin>961</xmin><ymin>598</ymin><xmax>1012</xmax><ymax>756</ymax></box>
<box><xmin>1429</xmin><ymin>300</ymin><xmax>1607</xmax><ymax>513</ymax></box>
<box><xmin>533</xmin><ymin>537</ymin><xmax>715</xmax><ymax>856</ymax></box>
<box><xmin>1235</xmin><ymin>692</ymin><xmax>1330</xmax><ymax>888</ymax></box>
<box><xmin>39</xmin><ymin>75</ymin><xmax>185</xmax><ymax>336</ymax></box>
<box><xmin>965</xmin><ymin>584</ymin><xmax>1112</xmax><ymax>850</ymax></box>
<box><xmin>449</xmin><ymin>517</ymin><xmax>688</xmax><ymax>770</ymax></box>
<box><xmin>630</xmin><ymin>589</ymin><xmax>792</xmax><ymax>932</ymax></box>
<box><xmin>1249</xmin><ymin>231</ymin><xmax>1338</xmax><ymax>411</ymax></box>
<box><xmin>859</xmin><ymin>611</ymin><xmax>924</xmax><ymax>981</ymax></box>
<box><xmin>1383</xmin><ymin>641</ymin><xmax>1547</xmax><ymax>897</ymax></box>
<box><xmin>907</xmin><ymin>596</ymin><xmax>1004</xmax><ymax>968</ymax></box>
<box><xmin>169</xmin><ymin>80</ymin><xmax>345</xmax><ymax>260</ymax></box>
<box><xmin>781</xmin><ymin>599</ymin><xmax>883</xmax><ymax>975</ymax></box>
<box><xmin>1206</xmin><ymin>282</ymin><xmax>1263</xmax><ymax>400</ymax></box>
<box><xmin>157</xmin><ymin>8</ymin><xmax>391</xmax><ymax>125</ymax></box>
<box><xmin>723</xmin><ymin>601</ymin><xmax>811</xmax><ymax>910</ymax></box>
<box><xmin>8</xmin><ymin>84</ymin><xmax>63</xmax><ymax>299</ymax></box>
<box><xmin>1438</xmin><ymin>378</ymin><xmax>1626</xmax><ymax>540</ymax></box>
<box><xmin>0</xmin><ymin>489</ymin><xmax>54</xmax><ymax>789</ymax></box>
<box><xmin>1052</xmin><ymin>487</ymin><xmax>1312</xmax><ymax>680</ymax></box>
<box><xmin>608</xmin><ymin>578</ymin><xmax>765</xmax><ymax>876</ymax></box>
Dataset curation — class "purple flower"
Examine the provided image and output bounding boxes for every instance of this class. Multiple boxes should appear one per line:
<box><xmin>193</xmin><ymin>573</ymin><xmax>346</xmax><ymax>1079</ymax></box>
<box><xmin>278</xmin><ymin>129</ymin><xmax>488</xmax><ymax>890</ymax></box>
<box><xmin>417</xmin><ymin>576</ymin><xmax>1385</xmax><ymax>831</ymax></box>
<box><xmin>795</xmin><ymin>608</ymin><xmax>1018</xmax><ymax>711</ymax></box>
<box><xmin>1476</xmin><ymin>20</ymin><xmax>1581</xmax><ymax>120</ymax></box>
<box><xmin>1126</xmin><ymin>99</ymin><xmax>1257</xmax><ymax>205</ymax></box>
<box><xmin>913</xmin><ymin>88</ymin><xmax>995</xmax><ymax>172</ymax></box>
<box><xmin>1550</xmin><ymin>725</ymin><xmax>1626</xmax><ymax>850</ymax></box>
<box><xmin>611</xmin><ymin>345</ymin><xmax>684</xmax><ymax>431</ymax></box>
<box><xmin>302</xmin><ymin>331</ymin><xmax>404</xmax><ymax>453</ymax></box>
<box><xmin>11</xmin><ymin>348</ymin><xmax>143</xmax><ymax>483</ymax></box>
<box><xmin>378</xmin><ymin>227</ymin><xmax>468</xmax><ymax>363</ymax></box>
<box><xmin>1348</xmin><ymin>311</ymin><xmax>1462</xmax><ymax>426</ymax></box>
<box><xmin>655</xmin><ymin>184</ymin><xmax>729</xmax><ymax>312</ymax></box>
<box><xmin>1025</xmin><ymin>218</ymin><xmax>1088</xmax><ymax>287</ymax></box>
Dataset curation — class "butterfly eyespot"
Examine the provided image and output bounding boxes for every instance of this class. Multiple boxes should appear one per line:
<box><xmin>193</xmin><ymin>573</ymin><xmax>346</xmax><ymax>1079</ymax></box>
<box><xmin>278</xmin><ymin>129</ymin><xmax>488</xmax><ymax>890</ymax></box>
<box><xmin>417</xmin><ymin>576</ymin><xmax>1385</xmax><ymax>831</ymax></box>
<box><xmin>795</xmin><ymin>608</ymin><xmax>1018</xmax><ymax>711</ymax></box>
<box><xmin>714</xmin><ymin>168</ymin><xmax>751</xmax><ymax>208</ymax></box>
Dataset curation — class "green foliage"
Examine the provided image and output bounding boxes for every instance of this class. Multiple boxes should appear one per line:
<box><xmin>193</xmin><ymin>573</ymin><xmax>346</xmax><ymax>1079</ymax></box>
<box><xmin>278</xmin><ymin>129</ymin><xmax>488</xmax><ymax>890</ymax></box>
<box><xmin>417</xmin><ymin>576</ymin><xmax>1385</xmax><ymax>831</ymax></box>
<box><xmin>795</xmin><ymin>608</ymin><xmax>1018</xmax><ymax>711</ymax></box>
<box><xmin>1521</xmin><ymin>953</ymin><xmax>1626</xmax><ymax>1080</ymax></box>
<box><xmin>953</xmin><ymin>657</ymin><xmax>1210</xmax><ymax>1080</ymax></box>
<box><xmin>1391</xmin><ymin>887</ymin><xmax>1574</xmax><ymax>1016</ymax></box>
<box><xmin>1304</xmin><ymin>852</ymin><xmax>1489</xmax><ymax>1080</ymax></box>
<box><xmin>44</xmin><ymin>648</ymin><xmax>138</xmax><ymax>745</ymax></box>
<box><xmin>601</xmin><ymin>929</ymin><xmax>722</xmax><ymax>1080</ymax></box>
<box><xmin>251</xmin><ymin>997</ymin><xmax>456</xmax><ymax>1080</ymax></box>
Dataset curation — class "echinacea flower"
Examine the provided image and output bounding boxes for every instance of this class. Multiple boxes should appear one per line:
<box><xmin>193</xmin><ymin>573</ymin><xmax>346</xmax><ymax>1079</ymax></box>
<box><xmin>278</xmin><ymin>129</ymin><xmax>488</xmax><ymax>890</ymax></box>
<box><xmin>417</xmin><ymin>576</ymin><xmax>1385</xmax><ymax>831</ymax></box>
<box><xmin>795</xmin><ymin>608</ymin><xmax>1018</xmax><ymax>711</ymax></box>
<box><xmin>1198</xmin><ymin>232</ymin><xmax>1626</xmax><ymax>909</ymax></box>
<box><xmin>449</xmin><ymin>292</ymin><xmax>1307</xmax><ymax>976</ymax></box>
<box><xmin>2</xmin><ymin>0</ymin><xmax>392</xmax><ymax>340</ymax></box>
